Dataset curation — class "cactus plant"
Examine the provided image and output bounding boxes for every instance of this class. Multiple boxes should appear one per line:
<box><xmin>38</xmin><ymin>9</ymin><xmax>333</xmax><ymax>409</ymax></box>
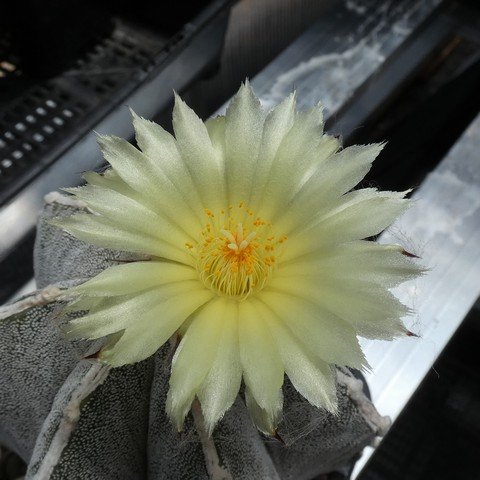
<box><xmin>0</xmin><ymin>84</ymin><xmax>421</xmax><ymax>479</ymax></box>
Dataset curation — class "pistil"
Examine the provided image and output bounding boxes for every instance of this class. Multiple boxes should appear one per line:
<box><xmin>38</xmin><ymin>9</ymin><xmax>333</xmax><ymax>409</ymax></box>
<box><xmin>187</xmin><ymin>204</ymin><xmax>287</xmax><ymax>299</ymax></box>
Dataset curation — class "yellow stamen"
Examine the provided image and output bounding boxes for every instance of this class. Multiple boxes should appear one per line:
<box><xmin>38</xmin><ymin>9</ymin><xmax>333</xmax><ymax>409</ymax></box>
<box><xmin>187</xmin><ymin>203</ymin><xmax>287</xmax><ymax>299</ymax></box>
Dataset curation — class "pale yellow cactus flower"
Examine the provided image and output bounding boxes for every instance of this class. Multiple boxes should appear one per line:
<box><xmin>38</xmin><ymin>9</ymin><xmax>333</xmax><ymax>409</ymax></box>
<box><xmin>53</xmin><ymin>82</ymin><xmax>422</xmax><ymax>436</ymax></box>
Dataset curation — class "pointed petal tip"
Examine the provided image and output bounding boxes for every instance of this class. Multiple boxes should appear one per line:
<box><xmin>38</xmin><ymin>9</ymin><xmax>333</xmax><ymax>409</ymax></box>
<box><xmin>63</xmin><ymin>326</ymin><xmax>86</xmax><ymax>341</ymax></box>
<box><xmin>406</xmin><ymin>330</ymin><xmax>420</xmax><ymax>338</ymax></box>
<box><xmin>401</xmin><ymin>248</ymin><xmax>420</xmax><ymax>259</ymax></box>
<box><xmin>320</xmin><ymin>381</ymin><xmax>339</xmax><ymax>416</ymax></box>
<box><xmin>276</xmin><ymin>90</ymin><xmax>297</xmax><ymax>112</ymax></box>
<box><xmin>60</xmin><ymin>186</ymin><xmax>80</xmax><ymax>195</ymax></box>
<box><xmin>166</xmin><ymin>390</ymin><xmax>194</xmax><ymax>434</ymax></box>
<box><xmin>328</xmin><ymin>399</ymin><xmax>340</xmax><ymax>417</ymax></box>
<box><xmin>95</xmin><ymin>133</ymin><xmax>118</xmax><ymax>151</ymax></box>
<box><xmin>97</xmin><ymin>352</ymin><xmax>124</xmax><ymax>368</ymax></box>
<box><xmin>363</xmin><ymin>141</ymin><xmax>387</xmax><ymax>161</ymax></box>
<box><xmin>84</xmin><ymin>349</ymin><xmax>101</xmax><ymax>360</ymax></box>
<box><xmin>203</xmin><ymin>416</ymin><xmax>218</xmax><ymax>438</ymax></box>
<box><xmin>47</xmin><ymin>214</ymin><xmax>86</xmax><ymax>233</ymax></box>
<box><xmin>46</xmin><ymin>216</ymin><xmax>63</xmax><ymax>228</ymax></box>
<box><xmin>172</xmin><ymin>91</ymin><xmax>202</xmax><ymax>125</ymax></box>
<box><xmin>173</xmin><ymin>89</ymin><xmax>184</xmax><ymax>106</ymax></box>
<box><xmin>235</xmin><ymin>79</ymin><xmax>253</xmax><ymax>96</ymax></box>
<box><xmin>129</xmin><ymin>107</ymin><xmax>143</xmax><ymax>124</ymax></box>
<box><xmin>314</xmin><ymin>100</ymin><xmax>325</xmax><ymax>113</ymax></box>
<box><xmin>273</xmin><ymin>430</ymin><xmax>286</xmax><ymax>445</ymax></box>
<box><xmin>235</xmin><ymin>79</ymin><xmax>258</xmax><ymax>100</ymax></box>
<box><xmin>198</xmin><ymin>400</ymin><xmax>230</xmax><ymax>437</ymax></box>
<box><xmin>94</xmin><ymin>131</ymin><xmax>109</xmax><ymax>142</ymax></box>
<box><xmin>170</xmin><ymin>406</ymin><xmax>186</xmax><ymax>433</ymax></box>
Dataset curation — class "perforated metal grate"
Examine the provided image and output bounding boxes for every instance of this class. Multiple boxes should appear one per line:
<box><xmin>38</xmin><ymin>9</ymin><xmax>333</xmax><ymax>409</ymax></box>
<box><xmin>0</xmin><ymin>21</ymin><xmax>167</xmax><ymax>205</ymax></box>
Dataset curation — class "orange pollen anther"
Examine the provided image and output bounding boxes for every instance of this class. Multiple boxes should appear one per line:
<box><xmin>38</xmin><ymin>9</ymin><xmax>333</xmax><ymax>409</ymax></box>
<box><xmin>187</xmin><ymin>203</ymin><xmax>287</xmax><ymax>299</ymax></box>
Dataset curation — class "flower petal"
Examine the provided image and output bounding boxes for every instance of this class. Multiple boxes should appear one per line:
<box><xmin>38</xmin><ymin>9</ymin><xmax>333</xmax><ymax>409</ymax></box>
<box><xmin>281</xmin><ymin>189</ymin><xmax>411</xmax><ymax>261</ymax></box>
<box><xmin>96</xmin><ymin>134</ymin><xmax>165</xmax><ymax>196</ymax></box>
<box><xmin>166</xmin><ymin>297</ymin><xmax>227</xmax><ymax>430</ymax></box>
<box><xmin>258</xmin><ymin>103</ymin><xmax>336</xmax><ymax>219</ymax></box>
<box><xmin>205</xmin><ymin>115</ymin><xmax>226</xmax><ymax>157</ymax></box>
<box><xmin>238</xmin><ymin>300</ymin><xmax>284</xmax><ymax>416</ymax></box>
<box><xmin>49</xmin><ymin>85</ymin><xmax>423</xmax><ymax>437</ymax></box>
<box><xmin>197</xmin><ymin>300</ymin><xmax>242</xmax><ymax>434</ymax></box>
<box><xmin>245</xmin><ymin>386</ymin><xmax>283</xmax><ymax>436</ymax></box>
<box><xmin>261</xmin><ymin>134</ymin><xmax>340</xmax><ymax>221</ymax></box>
<box><xmin>64</xmin><ymin>184</ymin><xmax>194</xmax><ymax>249</ymax></box>
<box><xmin>172</xmin><ymin>94</ymin><xmax>226</xmax><ymax>211</ymax></box>
<box><xmin>275</xmin><ymin>143</ymin><xmax>384</xmax><ymax>230</ymax></box>
<box><xmin>267</xmin><ymin>275</ymin><xmax>409</xmax><ymax>339</ymax></box>
<box><xmin>62</xmin><ymin>295</ymin><xmax>106</xmax><ymax>314</ymax></box>
<box><xmin>278</xmin><ymin>240</ymin><xmax>424</xmax><ymax>288</ymax></box>
<box><xmin>258</xmin><ymin>290</ymin><xmax>368</xmax><ymax>369</ymax></box>
<box><xmin>131</xmin><ymin>110</ymin><xmax>205</xmax><ymax>224</ymax></box>
<box><xmin>255</xmin><ymin>299</ymin><xmax>337</xmax><ymax>412</ymax></box>
<box><xmin>50</xmin><ymin>214</ymin><xmax>192</xmax><ymax>265</ymax></box>
<box><xmin>82</xmin><ymin>170</ymin><xmax>135</xmax><ymax>199</ymax></box>
<box><xmin>97</xmin><ymin>134</ymin><xmax>201</xmax><ymax>234</ymax></box>
<box><xmin>70</xmin><ymin>261</ymin><xmax>197</xmax><ymax>297</ymax></box>
<box><xmin>249</xmin><ymin>92</ymin><xmax>296</xmax><ymax>209</ymax></box>
<box><xmin>98</xmin><ymin>288</ymin><xmax>214</xmax><ymax>367</ymax></box>
<box><xmin>224</xmin><ymin>82</ymin><xmax>265</xmax><ymax>204</ymax></box>
<box><xmin>66</xmin><ymin>280</ymin><xmax>206</xmax><ymax>339</ymax></box>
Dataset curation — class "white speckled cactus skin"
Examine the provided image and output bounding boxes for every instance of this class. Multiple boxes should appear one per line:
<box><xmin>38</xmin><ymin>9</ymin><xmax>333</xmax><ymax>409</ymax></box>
<box><xmin>0</xmin><ymin>194</ymin><xmax>389</xmax><ymax>479</ymax></box>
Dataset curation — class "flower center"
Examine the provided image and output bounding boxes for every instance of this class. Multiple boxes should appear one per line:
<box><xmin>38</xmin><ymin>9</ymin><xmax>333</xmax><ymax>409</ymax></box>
<box><xmin>186</xmin><ymin>203</ymin><xmax>287</xmax><ymax>300</ymax></box>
